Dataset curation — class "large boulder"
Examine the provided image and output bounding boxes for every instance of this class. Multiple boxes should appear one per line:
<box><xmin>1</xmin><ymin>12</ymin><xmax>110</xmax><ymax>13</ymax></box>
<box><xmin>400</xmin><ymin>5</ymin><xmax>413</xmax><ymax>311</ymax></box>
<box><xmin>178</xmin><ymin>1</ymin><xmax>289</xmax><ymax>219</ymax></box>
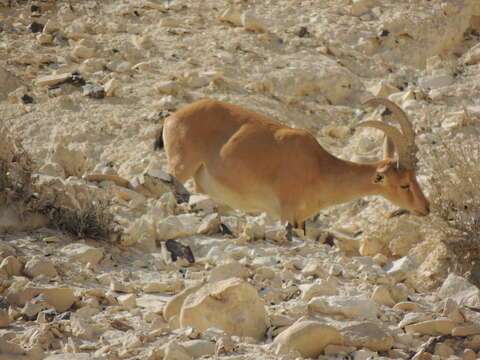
<box><xmin>180</xmin><ymin>278</ymin><xmax>267</xmax><ymax>340</ymax></box>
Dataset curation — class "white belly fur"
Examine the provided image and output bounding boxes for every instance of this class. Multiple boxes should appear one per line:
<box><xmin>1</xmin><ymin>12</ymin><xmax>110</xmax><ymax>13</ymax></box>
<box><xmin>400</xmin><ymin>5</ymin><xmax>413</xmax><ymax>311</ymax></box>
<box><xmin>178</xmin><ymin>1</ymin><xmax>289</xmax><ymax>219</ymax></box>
<box><xmin>194</xmin><ymin>165</ymin><xmax>281</xmax><ymax>218</ymax></box>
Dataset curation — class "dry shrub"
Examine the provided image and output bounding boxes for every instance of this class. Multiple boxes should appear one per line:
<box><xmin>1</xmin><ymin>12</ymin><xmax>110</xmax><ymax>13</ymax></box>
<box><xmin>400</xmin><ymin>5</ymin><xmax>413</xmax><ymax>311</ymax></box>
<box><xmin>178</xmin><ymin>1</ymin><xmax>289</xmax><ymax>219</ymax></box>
<box><xmin>42</xmin><ymin>201</ymin><xmax>117</xmax><ymax>240</ymax></box>
<box><xmin>424</xmin><ymin>132</ymin><xmax>480</xmax><ymax>284</ymax></box>
<box><xmin>0</xmin><ymin>126</ymin><xmax>119</xmax><ymax>240</ymax></box>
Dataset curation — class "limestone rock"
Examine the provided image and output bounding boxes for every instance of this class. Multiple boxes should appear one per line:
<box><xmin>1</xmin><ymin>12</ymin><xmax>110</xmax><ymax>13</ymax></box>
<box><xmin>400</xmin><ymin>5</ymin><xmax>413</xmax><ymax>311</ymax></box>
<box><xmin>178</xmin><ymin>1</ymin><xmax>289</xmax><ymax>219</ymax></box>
<box><xmin>452</xmin><ymin>324</ymin><xmax>480</xmax><ymax>337</ymax></box>
<box><xmin>308</xmin><ymin>296</ymin><xmax>377</xmax><ymax>320</ymax></box>
<box><xmin>49</xmin><ymin>144</ymin><xmax>86</xmax><ymax>177</ymax></box>
<box><xmin>342</xmin><ymin>322</ymin><xmax>394</xmax><ymax>351</ymax></box>
<box><xmin>384</xmin><ymin>255</ymin><xmax>418</xmax><ymax>282</ymax></box>
<box><xmin>372</xmin><ymin>285</ymin><xmax>395</xmax><ymax>307</ymax></box>
<box><xmin>164</xmin><ymin>341</ymin><xmax>192</xmax><ymax>360</ymax></box>
<box><xmin>180</xmin><ymin>278</ymin><xmax>267</xmax><ymax>340</ymax></box>
<box><xmin>241</xmin><ymin>10</ymin><xmax>266</xmax><ymax>32</ymax></box>
<box><xmin>208</xmin><ymin>261</ymin><xmax>249</xmax><ymax>283</ymax></box>
<box><xmin>0</xmin><ymin>255</ymin><xmax>23</xmax><ymax>276</ymax></box>
<box><xmin>405</xmin><ymin>319</ymin><xmax>457</xmax><ymax>335</ymax></box>
<box><xmin>393</xmin><ymin>302</ymin><xmax>420</xmax><ymax>312</ymax></box>
<box><xmin>34</xmin><ymin>73</ymin><xmax>71</xmax><ymax>87</ymax></box>
<box><xmin>61</xmin><ymin>243</ymin><xmax>104</xmax><ymax>264</ymax></box>
<box><xmin>272</xmin><ymin>320</ymin><xmax>343</xmax><ymax>358</ymax></box>
<box><xmin>0</xmin><ymin>67</ymin><xmax>22</xmax><ymax>99</ymax></box>
<box><xmin>0</xmin><ymin>310</ymin><xmax>11</xmax><ymax>328</ymax></box>
<box><xmin>156</xmin><ymin>214</ymin><xmax>201</xmax><ymax>241</ymax></box>
<box><xmin>181</xmin><ymin>340</ymin><xmax>216</xmax><ymax>358</ymax></box>
<box><xmin>24</xmin><ymin>257</ymin><xmax>57</xmax><ymax>278</ymax></box>
<box><xmin>163</xmin><ymin>284</ymin><xmax>203</xmax><ymax>323</ymax></box>
<box><xmin>299</xmin><ymin>279</ymin><xmax>338</xmax><ymax>301</ymax></box>
<box><xmin>419</xmin><ymin>74</ymin><xmax>454</xmax><ymax>89</ymax></box>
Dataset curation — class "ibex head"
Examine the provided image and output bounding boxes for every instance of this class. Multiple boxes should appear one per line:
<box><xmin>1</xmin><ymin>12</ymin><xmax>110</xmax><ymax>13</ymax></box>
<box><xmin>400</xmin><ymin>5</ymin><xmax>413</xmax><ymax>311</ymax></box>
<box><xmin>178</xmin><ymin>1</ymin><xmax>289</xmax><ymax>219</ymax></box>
<box><xmin>359</xmin><ymin>98</ymin><xmax>430</xmax><ymax>216</ymax></box>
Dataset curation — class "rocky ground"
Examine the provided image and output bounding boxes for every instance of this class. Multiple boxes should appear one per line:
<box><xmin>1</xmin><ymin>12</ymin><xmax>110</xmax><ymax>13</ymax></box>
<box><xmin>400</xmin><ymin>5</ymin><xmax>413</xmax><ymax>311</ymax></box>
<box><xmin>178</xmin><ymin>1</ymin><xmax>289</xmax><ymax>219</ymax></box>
<box><xmin>1</xmin><ymin>0</ymin><xmax>480</xmax><ymax>359</ymax></box>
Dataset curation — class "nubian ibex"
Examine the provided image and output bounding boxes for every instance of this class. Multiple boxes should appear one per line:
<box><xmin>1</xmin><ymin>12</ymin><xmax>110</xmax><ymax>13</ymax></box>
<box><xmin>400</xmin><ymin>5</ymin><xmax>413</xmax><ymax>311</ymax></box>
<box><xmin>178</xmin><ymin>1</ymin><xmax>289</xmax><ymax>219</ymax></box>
<box><xmin>157</xmin><ymin>98</ymin><xmax>429</xmax><ymax>238</ymax></box>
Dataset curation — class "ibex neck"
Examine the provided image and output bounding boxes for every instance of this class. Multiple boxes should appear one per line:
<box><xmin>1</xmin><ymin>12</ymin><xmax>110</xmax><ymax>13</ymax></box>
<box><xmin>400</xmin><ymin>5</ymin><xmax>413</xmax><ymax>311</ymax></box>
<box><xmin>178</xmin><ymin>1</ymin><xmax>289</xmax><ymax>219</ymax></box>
<box><xmin>321</xmin><ymin>157</ymin><xmax>381</xmax><ymax>206</ymax></box>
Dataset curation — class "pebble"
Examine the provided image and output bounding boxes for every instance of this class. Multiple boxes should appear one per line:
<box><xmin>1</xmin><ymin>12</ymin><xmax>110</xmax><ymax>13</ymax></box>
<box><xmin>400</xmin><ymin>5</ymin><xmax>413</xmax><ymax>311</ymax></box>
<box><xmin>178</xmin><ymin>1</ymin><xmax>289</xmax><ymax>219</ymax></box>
<box><xmin>83</xmin><ymin>82</ymin><xmax>106</xmax><ymax>99</ymax></box>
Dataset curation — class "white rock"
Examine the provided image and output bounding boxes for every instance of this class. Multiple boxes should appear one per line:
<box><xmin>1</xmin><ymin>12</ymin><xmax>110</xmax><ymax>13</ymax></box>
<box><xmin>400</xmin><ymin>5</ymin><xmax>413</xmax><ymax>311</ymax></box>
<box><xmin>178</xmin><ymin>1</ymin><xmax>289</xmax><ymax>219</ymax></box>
<box><xmin>72</xmin><ymin>45</ymin><xmax>95</xmax><ymax>59</ymax></box>
<box><xmin>208</xmin><ymin>260</ymin><xmax>249</xmax><ymax>283</ymax></box>
<box><xmin>156</xmin><ymin>214</ymin><xmax>201</xmax><ymax>241</ymax></box>
<box><xmin>308</xmin><ymin>296</ymin><xmax>378</xmax><ymax>320</ymax></box>
<box><xmin>384</xmin><ymin>255</ymin><xmax>418</xmax><ymax>282</ymax></box>
<box><xmin>272</xmin><ymin>320</ymin><xmax>343</xmax><ymax>358</ymax></box>
<box><xmin>372</xmin><ymin>285</ymin><xmax>395</xmax><ymax>307</ymax></box>
<box><xmin>438</xmin><ymin>273</ymin><xmax>480</xmax><ymax>307</ymax></box>
<box><xmin>241</xmin><ymin>10</ymin><xmax>266</xmax><ymax>32</ymax></box>
<box><xmin>38</xmin><ymin>162</ymin><xmax>66</xmax><ymax>178</ymax></box>
<box><xmin>465</xmin><ymin>43</ymin><xmax>480</xmax><ymax>65</ymax></box>
<box><xmin>164</xmin><ymin>284</ymin><xmax>203</xmax><ymax>323</ymax></box>
<box><xmin>34</xmin><ymin>73</ymin><xmax>71</xmax><ymax>87</ymax></box>
<box><xmin>180</xmin><ymin>278</ymin><xmax>267</xmax><ymax>340</ymax></box>
<box><xmin>24</xmin><ymin>257</ymin><xmax>58</xmax><ymax>278</ymax></box>
<box><xmin>418</xmin><ymin>74</ymin><xmax>454</xmax><ymax>89</ymax></box>
<box><xmin>342</xmin><ymin>322</ymin><xmax>394</xmax><ymax>351</ymax></box>
<box><xmin>181</xmin><ymin>340</ymin><xmax>216</xmax><ymax>358</ymax></box>
<box><xmin>106</xmin><ymin>60</ymin><xmax>132</xmax><ymax>73</ymax></box>
<box><xmin>219</xmin><ymin>7</ymin><xmax>242</xmax><ymax>26</ymax></box>
<box><xmin>61</xmin><ymin>243</ymin><xmax>104</xmax><ymax>264</ymax></box>
<box><xmin>299</xmin><ymin>279</ymin><xmax>337</xmax><ymax>301</ymax></box>
<box><xmin>0</xmin><ymin>256</ymin><xmax>23</xmax><ymax>276</ymax></box>
<box><xmin>49</xmin><ymin>144</ymin><xmax>86</xmax><ymax>177</ymax></box>
<box><xmin>189</xmin><ymin>194</ymin><xmax>217</xmax><ymax>213</ymax></box>
<box><xmin>104</xmin><ymin>78</ymin><xmax>120</xmax><ymax>97</ymax></box>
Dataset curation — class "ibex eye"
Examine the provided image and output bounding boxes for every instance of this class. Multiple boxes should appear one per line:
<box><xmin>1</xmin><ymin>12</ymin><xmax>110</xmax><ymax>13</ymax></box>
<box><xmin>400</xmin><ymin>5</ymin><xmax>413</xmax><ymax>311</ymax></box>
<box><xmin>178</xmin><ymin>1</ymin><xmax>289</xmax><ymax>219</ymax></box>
<box><xmin>400</xmin><ymin>185</ymin><xmax>410</xmax><ymax>189</ymax></box>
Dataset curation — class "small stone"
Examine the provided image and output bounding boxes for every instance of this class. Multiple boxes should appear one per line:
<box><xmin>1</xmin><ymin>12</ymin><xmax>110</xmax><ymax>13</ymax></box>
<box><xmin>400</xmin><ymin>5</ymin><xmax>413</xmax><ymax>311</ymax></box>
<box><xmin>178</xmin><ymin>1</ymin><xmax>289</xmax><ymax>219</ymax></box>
<box><xmin>43</xmin><ymin>19</ymin><xmax>60</xmax><ymax>34</ymax></box>
<box><xmin>118</xmin><ymin>294</ymin><xmax>137</xmax><ymax>309</ymax></box>
<box><xmin>0</xmin><ymin>310</ymin><xmax>11</xmax><ymax>328</ymax></box>
<box><xmin>28</xmin><ymin>22</ymin><xmax>44</xmax><ymax>33</ymax></box>
<box><xmin>434</xmin><ymin>343</ymin><xmax>454</xmax><ymax>358</ymax></box>
<box><xmin>461</xmin><ymin>348</ymin><xmax>477</xmax><ymax>360</ymax></box>
<box><xmin>209</xmin><ymin>261</ymin><xmax>249</xmax><ymax>283</ymax></box>
<box><xmin>452</xmin><ymin>324</ymin><xmax>480</xmax><ymax>337</ymax></box>
<box><xmin>393</xmin><ymin>302</ymin><xmax>420</xmax><ymax>312</ymax></box>
<box><xmin>372</xmin><ymin>285</ymin><xmax>395</xmax><ymax>307</ymax></box>
<box><xmin>21</xmin><ymin>94</ymin><xmax>34</xmax><ymax>104</ymax></box>
<box><xmin>104</xmin><ymin>78</ymin><xmax>120</xmax><ymax>97</ymax></box>
<box><xmin>219</xmin><ymin>7</ymin><xmax>242</xmax><ymax>26</ymax></box>
<box><xmin>164</xmin><ymin>284</ymin><xmax>202</xmax><ymax>323</ymax></box>
<box><xmin>83</xmin><ymin>83</ymin><xmax>105</xmax><ymax>99</ymax></box>
<box><xmin>197</xmin><ymin>213</ymin><xmax>221</xmax><ymax>235</ymax></box>
<box><xmin>353</xmin><ymin>349</ymin><xmax>378</xmax><ymax>360</ymax></box>
<box><xmin>180</xmin><ymin>279</ymin><xmax>267</xmax><ymax>340</ymax></box>
<box><xmin>156</xmin><ymin>81</ymin><xmax>179</xmax><ymax>95</ymax></box>
<box><xmin>61</xmin><ymin>243</ymin><xmax>104</xmax><ymax>264</ymax></box>
<box><xmin>299</xmin><ymin>279</ymin><xmax>337</xmax><ymax>301</ymax></box>
<box><xmin>443</xmin><ymin>298</ymin><xmax>464</xmax><ymax>322</ymax></box>
<box><xmin>72</xmin><ymin>45</ymin><xmax>95</xmax><ymax>59</ymax></box>
<box><xmin>24</xmin><ymin>256</ymin><xmax>58</xmax><ymax>278</ymax></box>
<box><xmin>34</xmin><ymin>73</ymin><xmax>72</xmax><ymax>87</ymax></box>
<box><xmin>241</xmin><ymin>10</ymin><xmax>266</xmax><ymax>32</ymax></box>
<box><xmin>272</xmin><ymin>320</ymin><xmax>343</xmax><ymax>358</ymax></box>
<box><xmin>164</xmin><ymin>341</ymin><xmax>192</xmax><ymax>360</ymax></box>
<box><xmin>418</xmin><ymin>74</ymin><xmax>454</xmax><ymax>89</ymax></box>
<box><xmin>0</xmin><ymin>256</ymin><xmax>23</xmax><ymax>276</ymax></box>
<box><xmin>384</xmin><ymin>255</ymin><xmax>418</xmax><ymax>282</ymax></box>
<box><xmin>189</xmin><ymin>194</ymin><xmax>217</xmax><ymax>213</ymax></box>
<box><xmin>181</xmin><ymin>340</ymin><xmax>216</xmax><ymax>358</ymax></box>
<box><xmin>106</xmin><ymin>60</ymin><xmax>132</xmax><ymax>73</ymax></box>
<box><xmin>465</xmin><ymin>43</ymin><xmax>480</xmax><ymax>65</ymax></box>
<box><xmin>308</xmin><ymin>295</ymin><xmax>377</xmax><ymax>320</ymax></box>
<box><xmin>405</xmin><ymin>319</ymin><xmax>456</xmax><ymax>335</ymax></box>
<box><xmin>342</xmin><ymin>322</ymin><xmax>394</xmax><ymax>351</ymax></box>
<box><xmin>37</xmin><ymin>33</ymin><xmax>53</xmax><ymax>45</ymax></box>
<box><xmin>302</xmin><ymin>261</ymin><xmax>326</xmax><ymax>277</ymax></box>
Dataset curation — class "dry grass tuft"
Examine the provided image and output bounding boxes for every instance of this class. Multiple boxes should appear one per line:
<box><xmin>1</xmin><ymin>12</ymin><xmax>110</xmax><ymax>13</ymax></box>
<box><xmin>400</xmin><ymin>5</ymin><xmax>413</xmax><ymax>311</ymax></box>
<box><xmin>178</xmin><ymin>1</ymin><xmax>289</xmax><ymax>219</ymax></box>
<box><xmin>424</xmin><ymin>133</ymin><xmax>480</xmax><ymax>284</ymax></box>
<box><xmin>0</xmin><ymin>126</ymin><xmax>119</xmax><ymax>240</ymax></box>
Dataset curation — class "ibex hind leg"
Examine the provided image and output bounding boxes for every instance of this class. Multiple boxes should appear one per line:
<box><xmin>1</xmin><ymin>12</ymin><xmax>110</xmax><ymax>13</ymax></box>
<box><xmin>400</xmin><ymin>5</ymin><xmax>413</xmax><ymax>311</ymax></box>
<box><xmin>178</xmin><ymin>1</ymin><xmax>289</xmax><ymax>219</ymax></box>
<box><xmin>164</xmin><ymin>161</ymin><xmax>202</xmax><ymax>204</ymax></box>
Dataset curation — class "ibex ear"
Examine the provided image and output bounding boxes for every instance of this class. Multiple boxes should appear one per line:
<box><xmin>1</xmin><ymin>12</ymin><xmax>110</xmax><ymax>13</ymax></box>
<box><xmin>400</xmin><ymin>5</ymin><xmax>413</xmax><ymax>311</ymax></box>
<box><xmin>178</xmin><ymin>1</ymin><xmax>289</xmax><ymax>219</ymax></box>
<box><xmin>372</xmin><ymin>162</ymin><xmax>392</xmax><ymax>184</ymax></box>
<box><xmin>373</xmin><ymin>173</ymin><xmax>385</xmax><ymax>184</ymax></box>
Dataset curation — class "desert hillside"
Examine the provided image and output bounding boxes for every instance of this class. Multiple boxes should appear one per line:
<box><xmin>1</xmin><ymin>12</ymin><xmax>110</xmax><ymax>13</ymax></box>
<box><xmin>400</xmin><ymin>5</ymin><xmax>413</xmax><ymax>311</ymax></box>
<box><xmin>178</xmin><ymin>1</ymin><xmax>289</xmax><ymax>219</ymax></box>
<box><xmin>1</xmin><ymin>0</ymin><xmax>480</xmax><ymax>359</ymax></box>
